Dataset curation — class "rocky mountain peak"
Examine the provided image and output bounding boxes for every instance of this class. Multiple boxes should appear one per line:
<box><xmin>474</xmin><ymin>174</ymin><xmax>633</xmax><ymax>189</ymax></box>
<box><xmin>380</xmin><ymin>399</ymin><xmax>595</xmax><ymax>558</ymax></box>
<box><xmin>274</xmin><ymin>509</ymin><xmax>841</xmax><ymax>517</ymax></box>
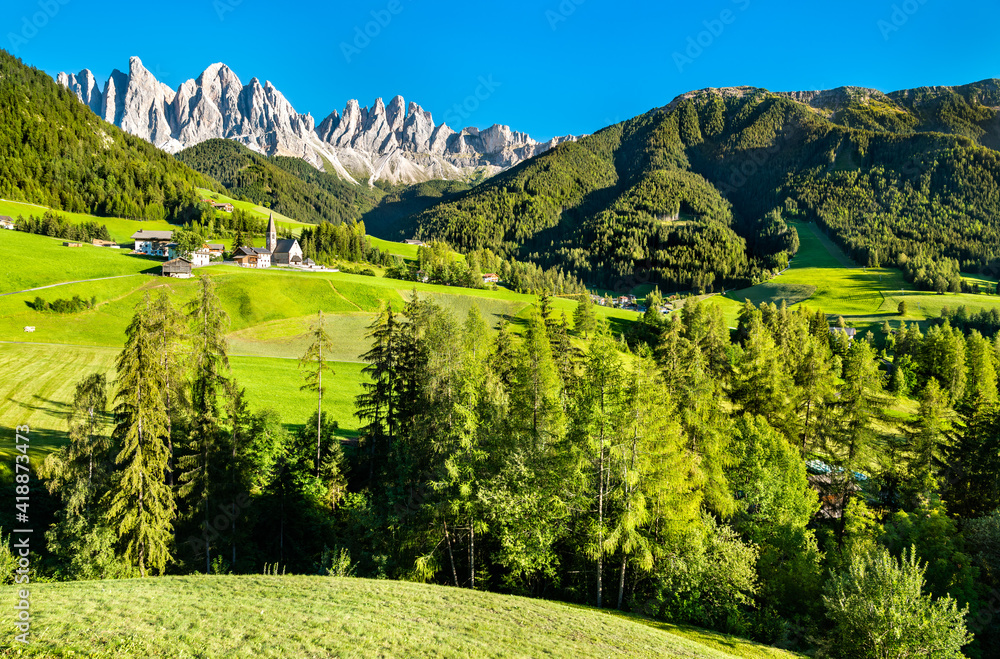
<box><xmin>56</xmin><ymin>58</ymin><xmax>577</xmax><ymax>186</ymax></box>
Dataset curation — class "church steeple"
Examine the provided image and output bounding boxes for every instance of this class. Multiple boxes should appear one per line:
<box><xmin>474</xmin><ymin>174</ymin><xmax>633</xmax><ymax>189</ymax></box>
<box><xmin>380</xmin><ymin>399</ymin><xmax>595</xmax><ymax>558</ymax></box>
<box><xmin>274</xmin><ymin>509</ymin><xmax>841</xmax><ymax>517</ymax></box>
<box><xmin>266</xmin><ymin>213</ymin><xmax>277</xmax><ymax>253</ymax></box>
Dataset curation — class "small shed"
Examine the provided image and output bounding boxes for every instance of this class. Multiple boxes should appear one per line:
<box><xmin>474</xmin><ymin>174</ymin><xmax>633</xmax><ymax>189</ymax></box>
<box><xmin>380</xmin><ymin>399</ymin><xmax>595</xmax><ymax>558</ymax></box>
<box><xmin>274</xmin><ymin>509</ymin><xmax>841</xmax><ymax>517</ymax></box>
<box><xmin>63</xmin><ymin>242</ymin><xmax>83</xmax><ymax>247</ymax></box>
<box><xmin>161</xmin><ymin>258</ymin><xmax>193</xmax><ymax>278</ymax></box>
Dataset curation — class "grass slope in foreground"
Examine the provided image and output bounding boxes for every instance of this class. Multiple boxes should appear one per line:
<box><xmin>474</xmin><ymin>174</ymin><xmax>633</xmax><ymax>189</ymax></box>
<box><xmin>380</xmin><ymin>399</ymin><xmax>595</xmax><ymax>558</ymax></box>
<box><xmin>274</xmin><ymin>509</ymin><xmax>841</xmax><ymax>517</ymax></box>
<box><xmin>0</xmin><ymin>576</ymin><xmax>801</xmax><ymax>659</ymax></box>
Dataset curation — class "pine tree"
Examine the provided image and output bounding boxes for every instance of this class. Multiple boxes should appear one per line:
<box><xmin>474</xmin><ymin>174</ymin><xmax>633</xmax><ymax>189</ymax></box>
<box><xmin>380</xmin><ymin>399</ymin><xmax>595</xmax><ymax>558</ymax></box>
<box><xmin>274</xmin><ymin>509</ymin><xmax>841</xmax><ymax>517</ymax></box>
<box><xmin>106</xmin><ymin>296</ymin><xmax>175</xmax><ymax>576</ymax></box>
<box><xmin>300</xmin><ymin>310</ymin><xmax>336</xmax><ymax>477</ymax></box>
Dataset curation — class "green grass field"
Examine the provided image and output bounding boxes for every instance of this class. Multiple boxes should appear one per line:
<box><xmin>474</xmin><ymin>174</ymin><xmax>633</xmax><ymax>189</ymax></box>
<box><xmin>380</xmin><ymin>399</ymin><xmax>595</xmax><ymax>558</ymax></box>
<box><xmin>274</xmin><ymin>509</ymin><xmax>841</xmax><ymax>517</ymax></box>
<box><xmin>0</xmin><ymin>232</ymin><xmax>639</xmax><ymax>454</ymax></box>
<box><xmin>0</xmin><ymin>199</ymin><xmax>178</xmax><ymax>244</ymax></box>
<box><xmin>195</xmin><ymin>188</ymin><xmax>313</xmax><ymax>236</ymax></box>
<box><xmin>715</xmin><ymin>221</ymin><xmax>1000</xmax><ymax>336</ymax></box>
<box><xmin>0</xmin><ymin>230</ymin><xmax>160</xmax><ymax>296</ymax></box>
<box><xmin>0</xmin><ymin>575</ymin><xmax>802</xmax><ymax>658</ymax></box>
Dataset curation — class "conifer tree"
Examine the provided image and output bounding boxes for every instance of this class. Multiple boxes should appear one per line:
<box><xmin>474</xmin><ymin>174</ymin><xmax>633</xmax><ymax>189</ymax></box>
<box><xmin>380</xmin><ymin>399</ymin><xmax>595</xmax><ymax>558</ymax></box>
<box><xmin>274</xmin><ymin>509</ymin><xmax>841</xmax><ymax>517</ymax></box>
<box><xmin>150</xmin><ymin>292</ymin><xmax>185</xmax><ymax>486</ymax></box>
<box><xmin>575</xmin><ymin>323</ymin><xmax>624</xmax><ymax>608</ymax></box>
<box><xmin>573</xmin><ymin>293</ymin><xmax>597</xmax><ymax>338</ymax></box>
<box><xmin>51</xmin><ymin>373</ymin><xmax>110</xmax><ymax>516</ymax></box>
<box><xmin>357</xmin><ymin>301</ymin><xmax>399</xmax><ymax>483</ymax></box>
<box><xmin>905</xmin><ymin>378</ymin><xmax>953</xmax><ymax>498</ymax></box>
<box><xmin>178</xmin><ymin>276</ymin><xmax>231</xmax><ymax>572</ymax></box>
<box><xmin>106</xmin><ymin>296</ymin><xmax>175</xmax><ymax>576</ymax></box>
<box><xmin>300</xmin><ymin>310</ymin><xmax>336</xmax><ymax>477</ymax></box>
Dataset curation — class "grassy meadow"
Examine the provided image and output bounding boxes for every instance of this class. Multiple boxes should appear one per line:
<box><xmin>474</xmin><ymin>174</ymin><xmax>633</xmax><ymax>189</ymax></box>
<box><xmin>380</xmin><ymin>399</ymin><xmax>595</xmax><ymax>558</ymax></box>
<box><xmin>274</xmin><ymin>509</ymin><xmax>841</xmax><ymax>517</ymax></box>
<box><xmin>0</xmin><ymin>229</ymin><xmax>641</xmax><ymax>457</ymax></box>
<box><xmin>0</xmin><ymin>230</ymin><xmax>159</xmax><ymax>295</ymax></box>
<box><xmin>0</xmin><ymin>575</ymin><xmax>802</xmax><ymax>659</ymax></box>
<box><xmin>716</xmin><ymin>221</ymin><xmax>1000</xmax><ymax>337</ymax></box>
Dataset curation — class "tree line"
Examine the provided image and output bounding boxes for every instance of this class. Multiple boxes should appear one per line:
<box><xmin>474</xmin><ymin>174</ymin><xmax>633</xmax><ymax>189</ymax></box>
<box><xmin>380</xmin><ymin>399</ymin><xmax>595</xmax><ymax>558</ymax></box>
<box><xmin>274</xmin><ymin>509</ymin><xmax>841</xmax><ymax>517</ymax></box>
<box><xmin>24</xmin><ymin>284</ymin><xmax>1000</xmax><ymax>656</ymax></box>
<box><xmin>14</xmin><ymin>212</ymin><xmax>111</xmax><ymax>243</ymax></box>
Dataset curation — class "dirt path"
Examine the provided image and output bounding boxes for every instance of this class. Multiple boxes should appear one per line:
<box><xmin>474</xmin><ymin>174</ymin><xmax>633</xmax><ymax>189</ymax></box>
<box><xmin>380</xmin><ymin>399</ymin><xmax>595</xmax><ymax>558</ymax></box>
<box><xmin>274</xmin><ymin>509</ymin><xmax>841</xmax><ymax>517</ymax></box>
<box><xmin>0</xmin><ymin>274</ymin><xmax>144</xmax><ymax>298</ymax></box>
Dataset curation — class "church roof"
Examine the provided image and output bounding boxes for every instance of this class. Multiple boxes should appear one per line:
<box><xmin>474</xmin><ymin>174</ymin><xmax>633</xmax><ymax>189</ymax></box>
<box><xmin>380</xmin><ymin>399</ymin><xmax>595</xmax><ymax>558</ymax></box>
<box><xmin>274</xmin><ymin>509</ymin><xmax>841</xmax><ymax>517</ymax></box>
<box><xmin>272</xmin><ymin>238</ymin><xmax>299</xmax><ymax>254</ymax></box>
<box><xmin>267</xmin><ymin>213</ymin><xmax>277</xmax><ymax>237</ymax></box>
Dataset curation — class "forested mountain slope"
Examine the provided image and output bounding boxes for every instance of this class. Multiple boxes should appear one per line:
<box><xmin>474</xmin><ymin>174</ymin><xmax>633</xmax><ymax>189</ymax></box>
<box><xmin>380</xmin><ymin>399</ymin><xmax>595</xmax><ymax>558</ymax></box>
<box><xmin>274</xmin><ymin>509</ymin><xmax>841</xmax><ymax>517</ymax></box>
<box><xmin>175</xmin><ymin>139</ymin><xmax>382</xmax><ymax>224</ymax></box>
<box><xmin>0</xmin><ymin>50</ymin><xmax>219</xmax><ymax>223</ymax></box>
<box><xmin>414</xmin><ymin>82</ymin><xmax>1000</xmax><ymax>292</ymax></box>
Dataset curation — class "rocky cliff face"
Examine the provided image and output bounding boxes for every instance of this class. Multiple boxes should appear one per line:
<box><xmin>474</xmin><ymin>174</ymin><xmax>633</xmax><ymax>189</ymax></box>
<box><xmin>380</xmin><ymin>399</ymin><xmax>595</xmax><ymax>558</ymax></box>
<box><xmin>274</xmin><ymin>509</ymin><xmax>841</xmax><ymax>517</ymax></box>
<box><xmin>58</xmin><ymin>57</ymin><xmax>575</xmax><ymax>185</ymax></box>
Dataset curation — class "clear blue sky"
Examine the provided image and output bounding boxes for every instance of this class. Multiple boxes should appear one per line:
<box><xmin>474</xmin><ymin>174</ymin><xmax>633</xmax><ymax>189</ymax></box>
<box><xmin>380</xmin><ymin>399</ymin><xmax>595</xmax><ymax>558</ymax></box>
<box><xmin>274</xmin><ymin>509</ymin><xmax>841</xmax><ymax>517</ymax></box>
<box><xmin>4</xmin><ymin>0</ymin><xmax>999</xmax><ymax>140</ymax></box>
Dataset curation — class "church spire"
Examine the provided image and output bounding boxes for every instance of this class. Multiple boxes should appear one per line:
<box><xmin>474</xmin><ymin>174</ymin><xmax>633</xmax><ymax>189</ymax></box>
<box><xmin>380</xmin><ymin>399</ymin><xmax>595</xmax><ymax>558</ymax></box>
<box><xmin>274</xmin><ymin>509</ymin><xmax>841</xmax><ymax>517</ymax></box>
<box><xmin>266</xmin><ymin>213</ymin><xmax>277</xmax><ymax>253</ymax></box>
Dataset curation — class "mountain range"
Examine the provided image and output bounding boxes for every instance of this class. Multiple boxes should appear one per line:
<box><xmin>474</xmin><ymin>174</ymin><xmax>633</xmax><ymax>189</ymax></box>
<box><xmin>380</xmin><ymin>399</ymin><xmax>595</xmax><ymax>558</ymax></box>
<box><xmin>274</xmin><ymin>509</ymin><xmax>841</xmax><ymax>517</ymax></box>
<box><xmin>57</xmin><ymin>57</ymin><xmax>575</xmax><ymax>186</ymax></box>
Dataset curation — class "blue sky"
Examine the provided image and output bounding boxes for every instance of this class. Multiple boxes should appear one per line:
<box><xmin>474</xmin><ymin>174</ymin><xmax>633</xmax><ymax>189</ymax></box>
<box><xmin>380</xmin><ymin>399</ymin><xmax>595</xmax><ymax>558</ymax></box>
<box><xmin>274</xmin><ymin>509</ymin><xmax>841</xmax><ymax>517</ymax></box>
<box><xmin>3</xmin><ymin>0</ymin><xmax>999</xmax><ymax>140</ymax></box>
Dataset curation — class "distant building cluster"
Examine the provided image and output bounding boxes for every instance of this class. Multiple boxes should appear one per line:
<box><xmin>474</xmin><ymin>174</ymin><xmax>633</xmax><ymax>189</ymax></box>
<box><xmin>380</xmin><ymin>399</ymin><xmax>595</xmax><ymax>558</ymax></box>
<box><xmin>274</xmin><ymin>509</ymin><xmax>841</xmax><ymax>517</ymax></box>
<box><xmin>200</xmin><ymin>198</ymin><xmax>235</xmax><ymax>213</ymax></box>
<box><xmin>144</xmin><ymin>214</ymin><xmax>312</xmax><ymax>278</ymax></box>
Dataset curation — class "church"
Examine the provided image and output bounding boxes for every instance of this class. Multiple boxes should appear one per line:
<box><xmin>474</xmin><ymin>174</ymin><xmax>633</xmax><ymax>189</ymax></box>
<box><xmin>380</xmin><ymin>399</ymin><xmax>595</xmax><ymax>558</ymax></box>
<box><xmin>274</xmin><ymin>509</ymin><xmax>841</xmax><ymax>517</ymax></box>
<box><xmin>266</xmin><ymin>214</ymin><xmax>303</xmax><ymax>266</ymax></box>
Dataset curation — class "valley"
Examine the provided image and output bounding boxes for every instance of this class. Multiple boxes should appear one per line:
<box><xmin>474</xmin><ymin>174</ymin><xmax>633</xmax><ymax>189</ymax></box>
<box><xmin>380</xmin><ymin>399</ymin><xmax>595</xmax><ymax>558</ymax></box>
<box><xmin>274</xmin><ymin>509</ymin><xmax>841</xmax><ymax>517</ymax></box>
<box><xmin>3</xmin><ymin>27</ymin><xmax>1000</xmax><ymax>656</ymax></box>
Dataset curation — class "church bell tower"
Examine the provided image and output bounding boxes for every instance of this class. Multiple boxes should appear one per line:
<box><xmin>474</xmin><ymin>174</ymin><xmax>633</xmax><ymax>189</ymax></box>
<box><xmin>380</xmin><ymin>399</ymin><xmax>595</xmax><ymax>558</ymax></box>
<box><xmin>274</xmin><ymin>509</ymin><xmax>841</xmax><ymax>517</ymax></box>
<box><xmin>266</xmin><ymin>213</ymin><xmax>277</xmax><ymax>253</ymax></box>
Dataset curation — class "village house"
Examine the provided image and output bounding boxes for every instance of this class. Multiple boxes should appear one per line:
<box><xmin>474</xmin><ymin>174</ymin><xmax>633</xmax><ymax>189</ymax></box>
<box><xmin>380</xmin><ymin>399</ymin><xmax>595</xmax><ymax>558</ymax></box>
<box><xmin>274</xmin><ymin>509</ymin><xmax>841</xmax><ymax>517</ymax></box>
<box><xmin>167</xmin><ymin>244</ymin><xmax>211</xmax><ymax>267</ymax></box>
<box><xmin>212</xmin><ymin>202</ymin><xmax>234</xmax><ymax>213</ymax></box>
<box><xmin>233</xmin><ymin>246</ymin><xmax>272</xmax><ymax>268</ymax></box>
<box><xmin>830</xmin><ymin>327</ymin><xmax>857</xmax><ymax>341</ymax></box>
<box><xmin>205</xmin><ymin>244</ymin><xmax>225</xmax><ymax>257</ymax></box>
<box><xmin>0</xmin><ymin>216</ymin><xmax>15</xmax><ymax>230</ymax></box>
<box><xmin>92</xmin><ymin>239</ymin><xmax>118</xmax><ymax>248</ymax></box>
<box><xmin>161</xmin><ymin>258</ymin><xmax>193</xmax><ymax>278</ymax></box>
<box><xmin>482</xmin><ymin>273</ymin><xmax>500</xmax><ymax>284</ymax></box>
<box><xmin>404</xmin><ymin>238</ymin><xmax>426</xmax><ymax>246</ymax></box>
<box><xmin>229</xmin><ymin>215</ymin><xmax>301</xmax><ymax>269</ymax></box>
<box><xmin>131</xmin><ymin>230</ymin><xmax>174</xmax><ymax>257</ymax></box>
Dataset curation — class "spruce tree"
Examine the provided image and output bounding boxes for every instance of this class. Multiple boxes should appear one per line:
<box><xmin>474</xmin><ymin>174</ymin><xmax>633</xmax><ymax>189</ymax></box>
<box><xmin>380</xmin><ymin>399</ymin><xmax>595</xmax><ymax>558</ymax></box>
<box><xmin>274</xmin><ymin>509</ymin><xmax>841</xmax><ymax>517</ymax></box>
<box><xmin>356</xmin><ymin>301</ymin><xmax>399</xmax><ymax>483</ymax></box>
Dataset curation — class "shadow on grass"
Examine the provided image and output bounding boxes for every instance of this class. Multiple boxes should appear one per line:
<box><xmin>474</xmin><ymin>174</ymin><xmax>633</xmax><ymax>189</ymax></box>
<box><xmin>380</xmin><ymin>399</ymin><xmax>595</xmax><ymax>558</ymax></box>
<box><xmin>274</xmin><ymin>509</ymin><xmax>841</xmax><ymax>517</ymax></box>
<box><xmin>557</xmin><ymin>602</ymin><xmax>798</xmax><ymax>658</ymax></box>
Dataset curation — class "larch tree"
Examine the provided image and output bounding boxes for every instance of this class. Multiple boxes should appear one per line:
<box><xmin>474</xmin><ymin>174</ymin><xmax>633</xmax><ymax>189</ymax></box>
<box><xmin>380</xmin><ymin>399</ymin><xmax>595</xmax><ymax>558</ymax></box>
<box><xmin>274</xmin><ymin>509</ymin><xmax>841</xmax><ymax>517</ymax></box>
<box><xmin>300</xmin><ymin>310</ymin><xmax>336</xmax><ymax>477</ymax></box>
<box><xmin>149</xmin><ymin>291</ymin><xmax>185</xmax><ymax>486</ymax></box>
<box><xmin>178</xmin><ymin>275</ymin><xmax>231</xmax><ymax>573</ymax></box>
<box><xmin>106</xmin><ymin>295</ymin><xmax>175</xmax><ymax>576</ymax></box>
<box><xmin>356</xmin><ymin>301</ymin><xmax>399</xmax><ymax>483</ymax></box>
<box><xmin>574</xmin><ymin>322</ymin><xmax>625</xmax><ymax>608</ymax></box>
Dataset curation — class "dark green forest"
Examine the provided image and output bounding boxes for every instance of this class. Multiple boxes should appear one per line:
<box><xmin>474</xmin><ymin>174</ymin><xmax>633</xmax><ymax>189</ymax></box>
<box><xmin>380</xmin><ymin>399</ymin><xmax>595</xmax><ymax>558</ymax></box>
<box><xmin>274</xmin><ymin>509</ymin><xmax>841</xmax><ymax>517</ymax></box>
<box><xmin>413</xmin><ymin>84</ymin><xmax>1000</xmax><ymax>294</ymax></box>
<box><xmin>0</xmin><ymin>51</ymin><xmax>218</xmax><ymax>223</ymax></box>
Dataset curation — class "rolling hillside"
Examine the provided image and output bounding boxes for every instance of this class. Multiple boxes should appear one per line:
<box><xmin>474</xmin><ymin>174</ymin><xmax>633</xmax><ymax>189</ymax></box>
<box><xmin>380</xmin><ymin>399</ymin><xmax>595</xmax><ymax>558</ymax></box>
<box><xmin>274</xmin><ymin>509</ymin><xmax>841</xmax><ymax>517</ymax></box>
<box><xmin>413</xmin><ymin>81</ymin><xmax>1000</xmax><ymax>294</ymax></box>
<box><xmin>0</xmin><ymin>50</ymin><xmax>219</xmax><ymax>222</ymax></box>
<box><xmin>0</xmin><ymin>576</ymin><xmax>802</xmax><ymax>658</ymax></box>
<box><xmin>0</xmin><ymin>227</ymin><xmax>638</xmax><ymax>462</ymax></box>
